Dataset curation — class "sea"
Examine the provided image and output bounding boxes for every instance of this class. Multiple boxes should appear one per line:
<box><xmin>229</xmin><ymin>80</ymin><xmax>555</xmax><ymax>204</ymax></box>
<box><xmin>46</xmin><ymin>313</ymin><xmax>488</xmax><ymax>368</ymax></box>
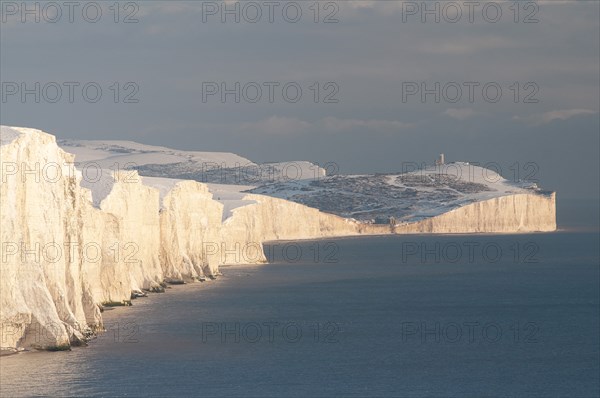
<box><xmin>0</xmin><ymin>199</ymin><xmax>598</xmax><ymax>397</ymax></box>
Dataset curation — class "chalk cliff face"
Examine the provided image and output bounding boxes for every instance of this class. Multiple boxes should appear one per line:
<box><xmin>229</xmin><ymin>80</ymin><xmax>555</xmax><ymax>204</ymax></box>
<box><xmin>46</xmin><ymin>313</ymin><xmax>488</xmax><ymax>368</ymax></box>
<box><xmin>99</xmin><ymin>171</ymin><xmax>163</xmax><ymax>293</ymax></box>
<box><xmin>0</xmin><ymin>126</ymin><xmax>557</xmax><ymax>352</ymax></box>
<box><xmin>79</xmin><ymin>203</ymin><xmax>131</xmax><ymax>308</ymax></box>
<box><xmin>0</xmin><ymin>127</ymin><xmax>100</xmax><ymax>350</ymax></box>
<box><xmin>221</xmin><ymin>194</ymin><xmax>362</xmax><ymax>264</ymax></box>
<box><xmin>158</xmin><ymin>181</ymin><xmax>224</xmax><ymax>280</ymax></box>
<box><xmin>393</xmin><ymin>193</ymin><xmax>557</xmax><ymax>234</ymax></box>
<box><xmin>221</xmin><ymin>192</ymin><xmax>557</xmax><ymax>263</ymax></box>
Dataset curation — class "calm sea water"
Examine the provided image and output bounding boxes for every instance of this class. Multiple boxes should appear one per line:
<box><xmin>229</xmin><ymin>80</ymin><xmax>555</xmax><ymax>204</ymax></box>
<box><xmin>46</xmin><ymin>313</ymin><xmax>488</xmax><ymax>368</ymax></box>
<box><xmin>1</xmin><ymin>206</ymin><xmax>598</xmax><ymax>397</ymax></box>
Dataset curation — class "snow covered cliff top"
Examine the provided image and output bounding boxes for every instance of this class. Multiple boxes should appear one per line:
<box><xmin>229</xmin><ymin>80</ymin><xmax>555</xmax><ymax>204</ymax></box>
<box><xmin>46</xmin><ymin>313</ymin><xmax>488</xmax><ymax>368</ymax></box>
<box><xmin>59</xmin><ymin>138</ymin><xmax>252</xmax><ymax>169</ymax></box>
<box><xmin>249</xmin><ymin>162</ymin><xmax>547</xmax><ymax>223</ymax></box>
<box><xmin>0</xmin><ymin>126</ymin><xmax>52</xmax><ymax>146</ymax></box>
<box><xmin>2</xmin><ymin>125</ymin><xmax>551</xmax><ymax>224</ymax></box>
<box><xmin>58</xmin><ymin>138</ymin><xmax>325</xmax><ymax>185</ymax></box>
<box><xmin>0</xmin><ymin>126</ymin><xmax>21</xmax><ymax>146</ymax></box>
<box><xmin>57</xmin><ymin>136</ymin><xmax>325</xmax><ymax>216</ymax></box>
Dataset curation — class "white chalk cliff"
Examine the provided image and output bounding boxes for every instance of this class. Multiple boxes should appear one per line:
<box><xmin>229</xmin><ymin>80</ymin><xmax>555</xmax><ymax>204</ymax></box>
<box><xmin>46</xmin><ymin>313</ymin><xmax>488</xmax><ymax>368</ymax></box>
<box><xmin>0</xmin><ymin>126</ymin><xmax>556</xmax><ymax>352</ymax></box>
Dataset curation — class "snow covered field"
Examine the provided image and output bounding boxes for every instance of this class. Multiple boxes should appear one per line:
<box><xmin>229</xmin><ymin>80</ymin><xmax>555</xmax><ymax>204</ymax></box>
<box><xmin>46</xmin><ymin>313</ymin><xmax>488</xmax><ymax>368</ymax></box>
<box><xmin>250</xmin><ymin>163</ymin><xmax>547</xmax><ymax>224</ymax></box>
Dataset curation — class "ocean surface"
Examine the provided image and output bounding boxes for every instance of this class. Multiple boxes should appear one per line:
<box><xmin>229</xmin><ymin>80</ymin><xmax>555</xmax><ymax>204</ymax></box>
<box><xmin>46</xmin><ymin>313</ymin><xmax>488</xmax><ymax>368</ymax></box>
<box><xmin>0</xmin><ymin>206</ymin><xmax>598</xmax><ymax>397</ymax></box>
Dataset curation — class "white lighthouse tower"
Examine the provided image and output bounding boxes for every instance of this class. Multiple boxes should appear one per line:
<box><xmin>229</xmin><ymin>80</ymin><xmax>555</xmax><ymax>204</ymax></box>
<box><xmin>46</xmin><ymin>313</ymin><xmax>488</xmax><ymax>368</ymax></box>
<box><xmin>435</xmin><ymin>153</ymin><xmax>445</xmax><ymax>166</ymax></box>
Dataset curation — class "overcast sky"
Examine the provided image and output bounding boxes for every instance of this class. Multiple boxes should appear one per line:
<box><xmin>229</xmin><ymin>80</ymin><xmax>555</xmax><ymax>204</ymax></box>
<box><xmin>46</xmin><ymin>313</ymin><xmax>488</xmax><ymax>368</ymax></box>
<box><xmin>1</xmin><ymin>0</ymin><xmax>598</xmax><ymax>199</ymax></box>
